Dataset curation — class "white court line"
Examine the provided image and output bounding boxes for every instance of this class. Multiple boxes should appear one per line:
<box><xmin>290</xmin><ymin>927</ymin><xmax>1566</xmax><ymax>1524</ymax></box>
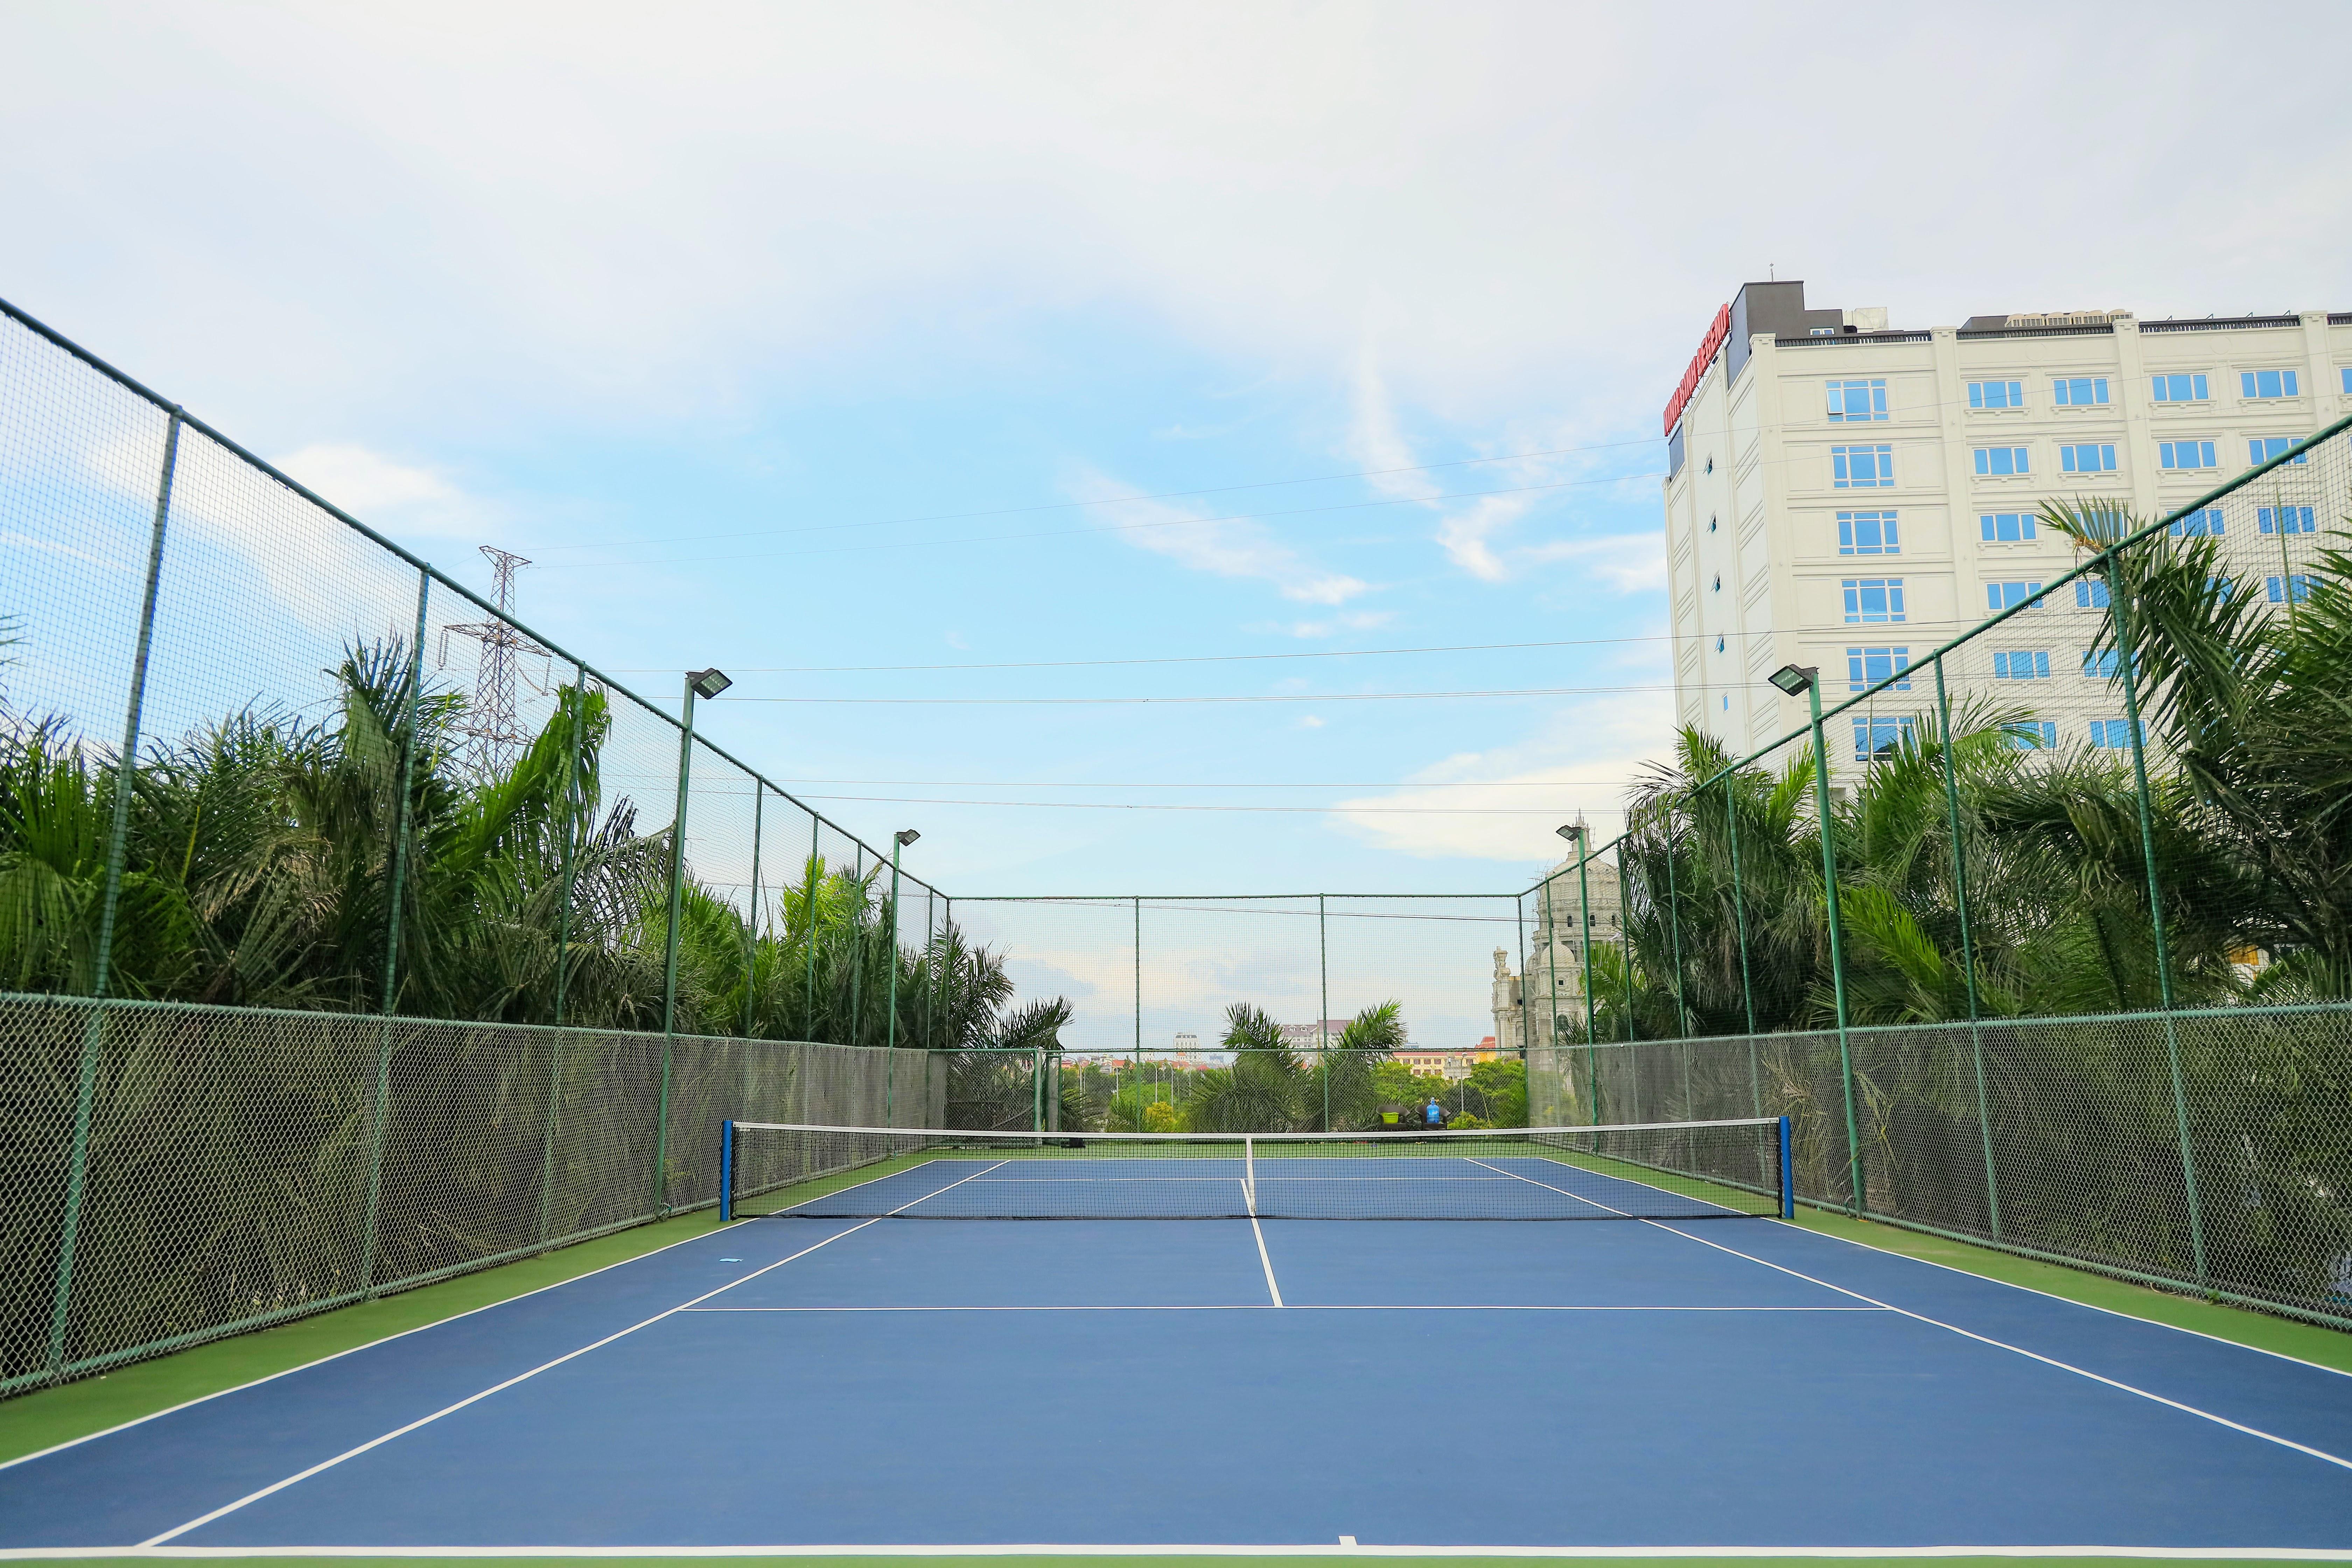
<box><xmin>8</xmin><ymin>1542</ymin><xmax>2352</xmax><ymax>1559</ymax></box>
<box><xmin>0</xmin><ymin>1211</ymin><xmax>749</xmax><ymax>1477</ymax></box>
<box><xmin>676</xmin><ymin>1303</ymin><xmax>1885</xmax><ymax>1312</ymax></box>
<box><xmin>1477</xmin><ymin>1162</ymin><xmax>2352</xmax><ymax>1476</ymax></box>
<box><xmin>138</xmin><ymin>1161</ymin><xmax>1011</xmax><ymax>1548</ymax></box>
<box><xmin>1251</xmin><ymin>1215</ymin><xmax>1284</xmax><ymax>1308</ymax></box>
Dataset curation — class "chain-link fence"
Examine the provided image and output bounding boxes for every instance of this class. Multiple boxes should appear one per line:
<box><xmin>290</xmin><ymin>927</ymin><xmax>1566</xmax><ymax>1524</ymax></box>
<box><xmin>1531</xmin><ymin>408</ymin><xmax>2352</xmax><ymax>1327</ymax></box>
<box><xmin>9</xmin><ymin>288</ymin><xmax>2352</xmax><ymax>1392</ymax></box>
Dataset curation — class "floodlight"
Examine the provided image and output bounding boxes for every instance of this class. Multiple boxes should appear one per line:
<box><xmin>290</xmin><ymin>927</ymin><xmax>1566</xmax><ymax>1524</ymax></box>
<box><xmin>1556</xmin><ymin>824</ymin><xmax>1581</xmax><ymax>842</ymax></box>
<box><xmin>687</xmin><ymin>667</ymin><xmax>733</xmax><ymax>700</ymax></box>
<box><xmin>1768</xmin><ymin>664</ymin><xmax>1816</xmax><ymax>696</ymax></box>
<box><xmin>895</xmin><ymin>829</ymin><xmax>921</xmax><ymax>847</ymax></box>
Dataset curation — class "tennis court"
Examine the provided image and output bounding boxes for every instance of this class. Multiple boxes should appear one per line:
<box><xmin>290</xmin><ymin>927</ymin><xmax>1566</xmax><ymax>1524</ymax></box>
<box><xmin>2</xmin><ymin>1120</ymin><xmax>2349</xmax><ymax>1557</ymax></box>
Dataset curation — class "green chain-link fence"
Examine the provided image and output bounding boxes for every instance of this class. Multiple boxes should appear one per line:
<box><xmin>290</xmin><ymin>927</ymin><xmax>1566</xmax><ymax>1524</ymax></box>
<box><xmin>9</xmin><ymin>288</ymin><xmax>2352</xmax><ymax>1395</ymax></box>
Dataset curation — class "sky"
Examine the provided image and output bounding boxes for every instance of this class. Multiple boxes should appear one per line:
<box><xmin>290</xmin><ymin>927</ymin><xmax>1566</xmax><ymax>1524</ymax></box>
<box><xmin>5</xmin><ymin>0</ymin><xmax>2349</xmax><ymax>1001</ymax></box>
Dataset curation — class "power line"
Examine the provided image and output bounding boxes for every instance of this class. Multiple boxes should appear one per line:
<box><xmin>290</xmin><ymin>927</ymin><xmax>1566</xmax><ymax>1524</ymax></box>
<box><xmin>536</xmin><ymin>470</ymin><xmax>1663</xmax><ymax>572</ymax></box>
<box><xmin>788</xmin><ymin>794</ymin><xmax>1618</xmax><ymax>816</ymax></box>
<box><xmin>527</xmin><ymin>434</ymin><xmax>1669</xmax><ymax>555</ymax></box>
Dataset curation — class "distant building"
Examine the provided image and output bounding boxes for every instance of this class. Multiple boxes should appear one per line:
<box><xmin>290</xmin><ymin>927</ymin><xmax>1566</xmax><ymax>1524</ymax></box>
<box><xmin>1495</xmin><ymin>823</ymin><xmax>1623</xmax><ymax>1056</ymax></box>
<box><xmin>1393</xmin><ymin>1042</ymin><xmax>1498</xmax><ymax>1082</ymax></box>
<box><xmin>1172</xmin><ymin>1031</ymin><xmax>1201</xmax><ymax>1059</ymax></box>
<box><xmin>1278</xmin><ymin>1020</ymin><xmax>1359</xmax><ymax>1050</ymax></box>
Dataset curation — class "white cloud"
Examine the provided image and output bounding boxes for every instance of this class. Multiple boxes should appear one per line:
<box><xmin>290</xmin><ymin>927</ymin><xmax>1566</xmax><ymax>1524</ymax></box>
<box><xmin>1330</xmin><ymin>695</ymin><xmax>1672</xmax><ymax>863</ymax></box>
<box><xmin>273</xmin><ymin>444</ymin><xmax>481</xmax><ymax>536</ymax></box>
<box><xmin>1518</xmin><ymin>533</ymin><xmax>1668</xmax><ymax>595</ymax></box>
<box><xmin>1069</xmin><ymin>468</ymin><xmax>1372</xmax><ymax>605</ymax></box>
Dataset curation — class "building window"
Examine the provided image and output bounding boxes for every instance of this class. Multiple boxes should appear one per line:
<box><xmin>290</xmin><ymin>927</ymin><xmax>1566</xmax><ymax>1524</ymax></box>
<box><xmin>1967</xmin><ymin>380</ymin><xmax>2024</xmax><ymax>409</ymax></box>
<box><xmin>2151</xmin><ymin>373</ymin><xmax>2210</xmax><ymax>402</ymax></box>
<box><xmin>1705</xmin><ymin>456</ymin><xmax>1714</xmax><ymax>475</ymax></box>
<box><xmin>1846</xmin><ymin>646</ymin><xmax>1912</xmax><ymax>692</ymax></box>
<box><xmin>2343</xmin><ymin>368</ymin><xmax>2352</xmax><ymax>395</ymax></box>
<box><xmin>1853</xmin><ymin>716</ymin><xmax>1917</xmax><ymax>761</ymax></box>
<box><xmin>2004</xmin><ymin>720</ymin><xmax>2058</xmax><ymax>750</ymax></box>
<box><xmin>2158</xmin><ymin>440</ymin><xmax>2217</xmax><ymax>470</ymax></box>
<box><xmin>1832</xmin><ymin>444</ymin><xmax>1894</xmax><ymax>488</ymax></box>
<box><xmin>1713</xmin><ymin>574</ymin><xmax>1722</xmax><ymax>592</ymax></box>
<box><xmin>1837</xmin><ymin>510</ymin><xmax>1899</xmax><ymax>555</ymax></box>
<box><xmin>2052</xmin><ymin>377</ymin><xmax>2110</xmax><ymax>406</ymax></box>
<box><xmin>2208</xmin><ymin>577</ymin><xmax>2237</xmax><ymax>602</ymax></box>
<box><xmin>2249</xmin><ymin>436</ymin><xmax>2309</xmax><ymax>466</ymax></box>
<box><xmin>1842</xmin><ymin>578</ymin><xmax>1905</xmax><ymax>623</ymax></box>
<box><xmin>1980</xmin><ymin>512</ymin><xmax>2038</xmax><ymax>542</ymax></box>
<box><xmin>2088</xmin><ymin>719</ymin><xmax>2144</xmax><ymax>749</ymax></box>
<box><xmin>1974</xmin><ymin>446</ymin><xmax>2029</xmax><ymax>476</ymax></box>
<box><xmin>2170</xmin><ymin>507</ymin><xmax>2224</xmax><ymax>537</ymax></box>
<box><xmin>1709</xmin><ymin>516</ymin><xmax>1717</xmax><ymax>532</ymax></box>
<box><xmin>1992</xmin><ymin>650</ymin><xmax>2051</xmax><ymax>680</ymax></box>
<box><xmin>1715</xmin><ymin>635</ymin><xmax>1726</xmax><ymax>653</ymax></box>
<box><xmin>1987</xmin><ymin>581</ymin><xmax>2043</xmax><ymax>611</ymax></box>
<box><xmin>2240</xmin><ymin>369</ymin><xmax>2300</xmax><ymax>399</ymax></box>
<box><xmin>2260</xmin><ymin>506</ymin><xmax>2316</xmax><ymax>535</ymax></box>
<box><xmin>2076</xmin><ymin>580</ymin><xmax>2112</xmax><ymax>609</ymax></box>
<box><xmin>2081</xmin><ymin>649</ymin><xmax>2124</xmax><ymax>679</ymax></box>
<box><xmin>1827</xmin><ymin>379</ymin><xmax>1888</xmax><ymax>421</ymax></box>
<box><xmin>2268</xmin><ymin>575</ymin><xmax>2317</xmax><ymax>604</ymax></box>
<box><xmin>2060</xmin><ymin>443</ymin><xmax>2117</xmax><ymax>473</ymax></box>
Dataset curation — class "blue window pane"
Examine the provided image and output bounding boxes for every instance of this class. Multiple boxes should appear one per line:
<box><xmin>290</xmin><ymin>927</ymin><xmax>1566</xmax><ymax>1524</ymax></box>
<box><xmin>2081</xmin><ymin>649</ymin><xmax>2121</xmax><ymax>678</ymax></box>
<box><xmin>2170</xmin><ymin>507</ymin><xmax>2223</xmax><ymax>537</ymax></box>
<box><xmin>2004</xmin><ymin>721</ymin><xmax>2057</xmax><ymax>750</ymax></box>
<box><xmin>1968</xmin><ymin>383</ymin><xmax>1984</xmax><ymax>409</ymax></box>
<box><xmin>2076</xmin><ymin>580</ymin><xmax>2112</xmax><ymax>609</ymax></box>
<box><xmin>2250</xmin><ymin>437</ymin><xmax>2309</xmax><ymax>466</ymax></box>
<box><xmin>1851</xmin><ymin>716</ymin><xmax>1916</xmax><ymax>761</ymax></box>
<box><xmin>1992</xmin><ymin>650</ymin><xmax>2052</xmax><ymax>681</ymax></box>
<box><xmin>2259</xmin><ymin>506</ymin><xmax>2315</xmax><ymax>535</ymax></box>
<box><xmin>2268</xmin><ymin>575</ymin><xmax>2316</xmax><ymax>603</ymax></box>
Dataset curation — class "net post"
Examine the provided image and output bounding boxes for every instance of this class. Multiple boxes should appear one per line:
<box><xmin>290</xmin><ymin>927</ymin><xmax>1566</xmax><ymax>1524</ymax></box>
<box><xmin>48</xmin><ymin>408</ymin><xmax>181</xmax><ymax>1380</ymax></box>
<box><xmin>2110</xmin><ymin>558</ymin><xmax>2208</xmax><ymax>1288</ymax></box>
<box><xmin>720</xmin><ymin>1120</ymin><xmax>735</xmax><ymax>1223</ymax></box>
<box><xmin>1778</xmin><ymin>1115</ymin><xmax>1793</xmax><ymax>1219</ymax></box>
<box><xmin>1933</xmin><ymin>655</ymin><xmax>2001</xmax><ymax>1240</ymax></box>
<box><xmin>1244</xmin><ymin>1136</ymin><xmax>1256</xmax><ymax>1215</ymax></box>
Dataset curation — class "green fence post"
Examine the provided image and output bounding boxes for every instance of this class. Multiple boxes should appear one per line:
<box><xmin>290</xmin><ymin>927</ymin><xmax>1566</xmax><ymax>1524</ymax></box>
<box><xmin>2112</xmin><ymin>566</ymin><xmax>2208</xmax><ymax>1287</ymax></box>
<box><xmin>744</xmin><ymin>786</ymin><xmax>765</xmax><ymax>1038</ymax></box>
<box><xmin>804</xmin><ymin>814</ymin><xmax>820</xmax><ymax>1038</ymax></box>
<box><xmin>1720</xmin><ymin>775</ymin><xmax>1762</xmax><ymax>1117</ymax></box>
<box><xmin>1514</xmin><ymin>891</ymin><xmax>1529</xmax><ymax>1063</ymax></box>
<box><xmin>1539</xmin><ymin>876</ymin><xmax>1559</xmax><ymax>1113</ymax></box>
<box><xmin>362</xmin><ymin>564</ymin><xmax>432</xmax><ymax>1290</ymax></box>
<box><xmin>847</xmin><ymin>844</ymin><xmax>864</xmax><ymax>1050</ymax></box>
<box><xmin>47</xmin><ymin>408</ymin><xmax>181</xmax><ymax>1379</ymax></box>
<box><xmin>1660</xmin><ymin>806</ymin><xmax>1692</xmax><ymax>1041</ymax></box>
<box><xmin>1934</xmin><ymin>656</ymin><xmax>2001</xmax><ymax>1239</ymax></box>
<box><xmin>551</xmin><ymin>665</ymin><xmax>587</xmax><ymax>1028</ymax></box>
<box><xmin>653</xmin><ymin>676</ymin><xmax>704</xmax><ymax>1216</ymax></box>
<box><xmin>1575</xmin><ymin>845</ymin><xmax>1598</xmax><ymax>1124</ymax></box>
<box><xmin>1802</xmin><ymin>675</ymin><xmax>1866</xmax><ymax>1217</ymax></box>
<box><xmin>1318</xmin><ymin>894</ymin><xmax>1330</xmax><ymax>1133</ymax></box>
<box><xmin>936</xmin><ymin>894</ymin><xmax>950</xmax><ymax>1050</ymax></box>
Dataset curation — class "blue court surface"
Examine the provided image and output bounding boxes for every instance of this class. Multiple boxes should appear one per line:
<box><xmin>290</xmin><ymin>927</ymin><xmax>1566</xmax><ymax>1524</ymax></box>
<box><xmin>4</xmin><ymin>1156</ymin><xmax>2351</xmax><ymax>1556</ymax></box>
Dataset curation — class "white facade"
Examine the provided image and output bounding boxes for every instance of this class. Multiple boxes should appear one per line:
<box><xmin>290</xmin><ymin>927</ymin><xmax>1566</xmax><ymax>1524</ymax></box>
<box><xmin>1662</xmin><ymin>285</ymin><xmax>2350</xmax><ymax>774</ymax></box>
<box><xmin>1492</xmin><ymin>849</ymin><xmax>1622</xmax><ymax>1055</ymax></box>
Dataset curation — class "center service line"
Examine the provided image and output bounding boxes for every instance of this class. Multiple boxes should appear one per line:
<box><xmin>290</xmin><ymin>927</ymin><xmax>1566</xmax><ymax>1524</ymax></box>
<box><xmin>138</xmin><ymin>1161</ymin><xmax>1011</xmax><ymax>1548</ymax></box>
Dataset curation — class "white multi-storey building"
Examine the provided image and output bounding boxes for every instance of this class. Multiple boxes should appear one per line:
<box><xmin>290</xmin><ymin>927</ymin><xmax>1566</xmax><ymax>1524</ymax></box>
<box><xmin>1661</xmin><ymin>282</ymin><xmax>2350</xmax><ymax>772</ymax></box>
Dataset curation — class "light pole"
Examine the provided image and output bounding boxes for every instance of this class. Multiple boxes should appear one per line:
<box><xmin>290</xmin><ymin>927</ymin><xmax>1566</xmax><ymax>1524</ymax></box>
<box><xmin>654</xmin><ymin>666</ymin><xmax>730</xmax><ymax>1214</ymax></box>
<box><xmin>1769</xmin><ymin>663</ymin><xmax>1863</xmax><ymax>1214</ymax></box>
<box><xmin>885</xmin><ymin>828</ymin><xmax>919</xmax><ymax>1124</ymax></box>
<box><xmin>1559</xmin><ymin>823</ymin><xmax>1601</xmax><ymax>1124</ymax></box>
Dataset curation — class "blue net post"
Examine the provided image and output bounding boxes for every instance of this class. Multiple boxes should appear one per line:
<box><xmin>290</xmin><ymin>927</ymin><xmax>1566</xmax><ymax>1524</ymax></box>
<box><xmin>720</xmin><ymin>1120</ymin><xmax>735</xmax><ymax>1223</ymax></box>
<box><xmin>1778</xmin><ymin>1115</ymin><xmax>1793</xmax><ymax>1219</ymax></box>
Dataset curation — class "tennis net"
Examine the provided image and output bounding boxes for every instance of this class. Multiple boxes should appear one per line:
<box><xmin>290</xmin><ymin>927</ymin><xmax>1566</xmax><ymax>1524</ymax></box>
<box><xmin>720</xmin><ymin>1117</ymin><xmax>1791</xmax><ymax>1221</ymax></box>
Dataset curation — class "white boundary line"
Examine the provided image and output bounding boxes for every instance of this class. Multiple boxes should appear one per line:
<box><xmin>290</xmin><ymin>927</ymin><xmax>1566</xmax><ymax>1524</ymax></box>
<box><xmin>0</xmin><ymin>1212</ymin><xmax>748</xmax><ymax>1476</ymax></box>
<box><xmin>136</xmin><ymin>1162</ymin><xmax>1011</xmax><ymax>1549</ymax></box>
<box><xmin>1477</xmin><ymin>1165</ymin><xmax>2352</xmax><ymax>1475</ymax></box>
<box><xmin>1786</xmin><ymin>1215</ymin><xmax>2352</xmax><ymax>1380</ymax></box>
<box><xmin>1251</xmin><ymin>1215</ymin><xmax>1284</xmax><ymax>1308</ymax></box>
<box><xmin>676</xmin><ymin>1303</ymin><xmax>1885</xmax><ymax>1313</ymax></box>
<box><xmin>5</xmin><ymin>1543</ymin><xmax>2352</xmax><ymax>1559</ymax></box>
